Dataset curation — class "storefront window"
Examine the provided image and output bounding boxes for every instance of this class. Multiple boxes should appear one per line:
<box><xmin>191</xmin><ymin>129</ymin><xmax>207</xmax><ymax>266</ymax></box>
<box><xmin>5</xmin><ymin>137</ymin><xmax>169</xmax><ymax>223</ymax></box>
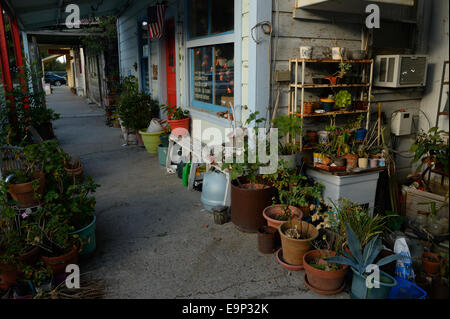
<box><xmin>191</xmin><ymin>43</ymin><xmax>234</xmax><ymax>111</ymax></box>
<box><xmin>188</xmin><ymin>0</ymin><xmax>234</xmax><ymax>39</ymax></box>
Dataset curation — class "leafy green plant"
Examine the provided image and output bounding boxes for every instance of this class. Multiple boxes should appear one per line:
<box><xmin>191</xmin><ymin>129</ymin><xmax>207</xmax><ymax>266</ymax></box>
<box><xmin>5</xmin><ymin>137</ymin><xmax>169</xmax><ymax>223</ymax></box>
<box><xmin>410</xmin><ymin>127</ymin><xmax>449</xmax><ymax>173</ymax></box>
<box><xmin>22</xmin><ymin>261</ymin><xmax>52</xmax><ymax>288</ymax></box>
<box><xmin>222</xmin><ymin>111</ymin><xmax>271</xmax><ymax>188</ymax></box>
<box><xmin>161</xmin><ymin>105</ymin><xmax>189</xmax><ymax>120</ymax></box>
<box><xmin>335</xmin><ymin>90</ymin><xmax>352</xmax><ymax>109</ymax></box>
<box><xmin>272</xmin><ymin>114</ymin><xmax>303</xmax><ymax>155</ymax></box>
<box><xmin>325</xmin><ymin>223</ymin><xmax>403</xmax><ymax>275</ymax></box>
<box><xmin>323</xmin><ymin>198</ymin><xmax>389</xmax><ymax>248</ymax></box>
<box><xmin>118</xmin><ymin>76</ymin><xmax>160</xmax><ymax>131</ymax></box>
<box><xmin>384</xmin><ymin>211</ymin><xmax>407</xmax><ymax>232</ymax></box>
<box><xmin>334</xmin><ymin>62</ymin><xmax>352</xmax><ymax>78</ymax></box>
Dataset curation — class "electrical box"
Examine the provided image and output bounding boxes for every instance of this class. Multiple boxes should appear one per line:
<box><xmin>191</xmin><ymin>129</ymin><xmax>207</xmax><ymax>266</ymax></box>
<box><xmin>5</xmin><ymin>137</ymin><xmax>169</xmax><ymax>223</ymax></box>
<box><xmin>391</xmin><ymin>111</ymin><xmax>412</xmax><ymax>136</ymax></box>
<box><xmin>375</xmin><ymin>55</ymin><xmax>428</xmax><ymax>88</ymax></box>
<box><xmin>274</xmin><ymin>70</ymin><xmax>291</xmax><ymax>82</ymax></box>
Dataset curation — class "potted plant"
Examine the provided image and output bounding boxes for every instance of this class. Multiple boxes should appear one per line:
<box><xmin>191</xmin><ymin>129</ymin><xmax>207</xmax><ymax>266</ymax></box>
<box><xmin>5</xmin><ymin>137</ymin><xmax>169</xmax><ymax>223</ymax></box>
<box><xmin>36</xmin><ymin>210</ymin><xmax>80</xmax><ymax>276</ymax></box>
<box><xmin>410</xmin><ymin>127</ymin><xmax>449</xmax><ymax>174</ymax></box>
<box><xmin>325</xmin><ymin>62</ymin><xmax>351</xmax><ymax>84</ymax></box>
<box><xmin>272</xmin><ymin>114</ymin><xmax>303</xmax><ymax>169</ymax></box>
<box><xmin>29</xmin><ymin>106</ymin><xmax>60</xmax><ymax>140</ymax></box>
<box><xmin>422</xmin><ymin>252</ymin><xmax>441</xmax><ymax>276</ymax></box>
<box><xmin>303</xmin><ymin>234</ymin><xmax>349</xmax><ymax>295</ymax></box>
<box><xmin>263</xmin><ymin>189</ymin><xmax>303</xmax><ymax>229</ymax></box>
<box><xmin>0</xmin><ymin>185</ymin><xmax>41</xmax><ymax>289</ymax></box>
<box><xmin>64</xmin><ymin>155</ymin><xmax>83</xmax><ymax>184</ymax></box>
<box><xmin>325</xmin><ymin>224</ymin><xmax>403</xmax><ymax>299</ymax></box>
<box><xmin>161</xmin><ymin>105</ymin><xmax>190</xmax><ymax>137</ymax></box>
<box><xmin>222</xmin><ymin>112</ymin><xmax>276</xmax><ymax>233</ymax></box>
<box><xmin>335</xmin><ymin>90</ymin><xmax>352</xmax><ymax>110</ymax></box>
<box><xmin>279</xmin><ymin>219</ymin><xmax>318</xmax><ymax>266</ymax></box>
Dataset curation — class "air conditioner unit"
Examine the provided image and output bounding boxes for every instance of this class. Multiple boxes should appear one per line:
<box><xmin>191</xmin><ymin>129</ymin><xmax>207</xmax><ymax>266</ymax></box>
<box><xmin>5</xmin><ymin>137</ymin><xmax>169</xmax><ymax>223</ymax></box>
<box><xmin>374</xmin><ymin>55</ymin><xmax>428</xmax><ymax>88</ymax></box>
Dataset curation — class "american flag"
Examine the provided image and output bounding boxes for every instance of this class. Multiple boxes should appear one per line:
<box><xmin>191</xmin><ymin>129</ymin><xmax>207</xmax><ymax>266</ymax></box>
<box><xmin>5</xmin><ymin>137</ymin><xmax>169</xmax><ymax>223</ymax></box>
<box><xmin>147</xmin><ymin>5</ymin><xmax>166</xmax><ymax>39</ymax></box>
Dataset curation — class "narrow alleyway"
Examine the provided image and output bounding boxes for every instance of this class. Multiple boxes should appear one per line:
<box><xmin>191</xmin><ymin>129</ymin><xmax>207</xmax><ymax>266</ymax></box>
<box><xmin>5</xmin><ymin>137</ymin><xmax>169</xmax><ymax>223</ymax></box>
<box><xmin>47</xmin><ymin>87</ymin><xmax>348</xmax><ymax>299</ymax></box>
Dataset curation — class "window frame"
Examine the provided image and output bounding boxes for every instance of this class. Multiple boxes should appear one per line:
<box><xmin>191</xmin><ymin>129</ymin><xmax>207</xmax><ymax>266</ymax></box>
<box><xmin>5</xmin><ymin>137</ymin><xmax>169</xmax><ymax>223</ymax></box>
<box><xmin>186</xmin><ymin>0</ymin><xmax>235</xmax><ymax>113</ymax></box>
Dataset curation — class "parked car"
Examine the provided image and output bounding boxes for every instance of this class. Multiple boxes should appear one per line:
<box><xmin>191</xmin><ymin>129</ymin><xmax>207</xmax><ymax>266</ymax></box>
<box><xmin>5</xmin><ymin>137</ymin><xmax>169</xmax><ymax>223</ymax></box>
<box><xmin>44</xmin><ymin>72</ymin><xmax>67</xmax><ymax>86</ymax></box>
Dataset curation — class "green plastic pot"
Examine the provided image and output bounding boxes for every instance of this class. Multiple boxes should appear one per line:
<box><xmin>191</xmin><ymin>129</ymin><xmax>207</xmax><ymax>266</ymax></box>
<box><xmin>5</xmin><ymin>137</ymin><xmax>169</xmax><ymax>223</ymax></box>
<box><xmin>350</xmin><ymin>267</ymin><xmax>397</xmax><ymax>299</ymax></box>
<box><xmin>158</xmin><ymin>144</ymin><xmax>168</xmax><ymax>166</ymax></box>
<box><xmin>69</xmin><ymin>215</ymin><xmax>96</xmax><ymax>256</ymax></box>
<box><xmin>139</xmin><ymin>130</ymin><xmax>163</xmax><ymax>154</ymax></box>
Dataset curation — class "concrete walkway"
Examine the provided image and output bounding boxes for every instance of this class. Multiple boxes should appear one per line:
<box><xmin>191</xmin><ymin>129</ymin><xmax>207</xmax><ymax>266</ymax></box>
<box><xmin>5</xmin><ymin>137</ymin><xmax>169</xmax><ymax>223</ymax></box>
<box><xmin>46</xmin><ymin>87</ymin><xmax>348</xmax><ymax>299</ymax></box>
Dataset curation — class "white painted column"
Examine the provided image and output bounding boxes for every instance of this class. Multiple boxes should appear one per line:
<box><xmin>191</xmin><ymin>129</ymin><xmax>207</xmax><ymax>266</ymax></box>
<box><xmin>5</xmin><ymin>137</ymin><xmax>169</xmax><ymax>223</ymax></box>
<box><xmin>247</xmin><ymin>0</ymin><xmax>272</xmax><ymax>126</ymax></box>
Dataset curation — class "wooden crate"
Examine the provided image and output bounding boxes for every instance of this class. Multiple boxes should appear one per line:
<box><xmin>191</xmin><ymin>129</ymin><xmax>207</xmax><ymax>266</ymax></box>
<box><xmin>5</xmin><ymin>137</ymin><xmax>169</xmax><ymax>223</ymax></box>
<box><xmin>401</xmin><ymin>185</ymin><xmax>449</xmax><ymax>221</ymax></box>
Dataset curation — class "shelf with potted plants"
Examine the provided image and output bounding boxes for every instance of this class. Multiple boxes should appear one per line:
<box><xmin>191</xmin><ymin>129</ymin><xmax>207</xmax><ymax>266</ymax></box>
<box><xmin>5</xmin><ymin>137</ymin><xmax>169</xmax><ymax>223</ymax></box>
<box><xmin>288</xmin><ymin>57</ymin><xmax>374</xmax><ymax>151</ymax></box>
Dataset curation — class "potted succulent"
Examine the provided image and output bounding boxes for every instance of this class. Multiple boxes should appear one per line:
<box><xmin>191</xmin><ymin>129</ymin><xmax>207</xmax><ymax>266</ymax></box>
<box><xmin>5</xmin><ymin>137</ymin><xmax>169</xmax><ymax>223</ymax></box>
<box><xmin>303</xmin><ymin>234</ymin><xmax>349</xmax><ymax>295</ymax></box>
<box><xmin>325</xmin><ymin>224</ymin><xmax>404</xmax><ymax>299</ymax></box>
<box><xmin>222</xmin><ymin>112</ymin><xmax>276</xmax><ymax>233</ymax></box>
<box><xmin>161</xmin><ymin>105</ymin><xmax>190</xmax><ymax>137</ymax></box>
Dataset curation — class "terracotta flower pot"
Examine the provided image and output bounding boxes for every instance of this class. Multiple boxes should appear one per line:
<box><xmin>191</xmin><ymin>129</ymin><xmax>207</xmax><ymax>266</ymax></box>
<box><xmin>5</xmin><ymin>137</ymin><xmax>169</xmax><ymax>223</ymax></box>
<box><xmin>231</xmin><ymin>179</ymin><xmax>276</xmax><ymax>233</ymax></box>
<box><xmin>18</xmin><ymin>246</ymin><xmax>41</xmax><ymax>266</ymax></box>
<box><xmin>262</xmin><ymin>205</ymin><xmax>303</xmax><ymax>229</ymax></box>
<box><xmin>168</xmin><ymin>117</ymin><xmax>190</xmax><ymax>137</ymax></box>
<box><xmin>306</xmin><ymin>131</ymin><xmax>318</xmax><ymax>145</ymax></box>
<box><xmin>303</xmin><ymin>250</ymin><xmax>349</xmax><ymax>294</ymax></box>
<box><xmin>422</xmin><ymin>252</ymin><xmax>441</xmax><ymax>276</ymax></box>
<box><xmin>0</xmin><ymin>263</ymin><xmax>20</xmax><ymax>289</ymax></box>
<box><xmin>257</xmin><ymin>226</ymin><xmax>279</xmax><ymax>254</ymax></box>
<box><xmin>65</xmin><ymin>163</ymin><xmax>83</xmax><ymax>184</ymax></box>
<box><xmin>41</xmin><ymin>246</ymin><xmax>79</xmax><ymax>276</ymax></box>
<box><xmin>322</xmin><ymin>157</ymin><xmax>332</xmax><ymax>166</ymax></box>
<box><xmin>343</xmin><ymin>154</ymin><xmax>358</xmax><ymax>169</ymax></box>
<box><xmin>302</xmin><ymin>102</ymin><xmax>315</xmax><ymax>115</ymax></box>
<box><xmin>8</xmin><ymin>171</ymin><xmax>45</xmax><ymax>208</ymax></box>
<box><xmin>135</xmin><ymin>131</ymin><xmax>143</xmax><ymax>146</ymax></box>
<box><xmin>279</xmin><ymin>220</ymin><xmax>318</xmax><ymax>266</ymax></box>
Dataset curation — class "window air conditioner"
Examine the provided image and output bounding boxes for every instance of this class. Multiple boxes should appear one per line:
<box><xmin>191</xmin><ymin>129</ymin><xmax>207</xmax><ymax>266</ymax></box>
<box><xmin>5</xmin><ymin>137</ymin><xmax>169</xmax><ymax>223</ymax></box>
<box><xmin>374</xmin><ymin>55</ymin><xmax>428</xmax><ymax>88</ymax></box>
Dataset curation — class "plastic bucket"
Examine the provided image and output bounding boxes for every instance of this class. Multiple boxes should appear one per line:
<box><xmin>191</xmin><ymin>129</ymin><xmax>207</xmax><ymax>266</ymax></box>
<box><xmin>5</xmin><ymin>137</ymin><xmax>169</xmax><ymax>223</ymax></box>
<box><xmin>69</xmin><ymin>215</ymin><xmax>96</xmax><ymax>256</ymax></box>
<box><xmin>388</xmin><ymin>276</ymin><xmax>427</xmax><ymax>299</ymax></box>
<box><xmin>139</xmin><ymin>130</ymin><xmax>163</xmax><ymax>154</ymax></box>
<box><xmin>158</xmin><ymin>145</ymin><xmax>168</xmax><ymax>166</ymax></box>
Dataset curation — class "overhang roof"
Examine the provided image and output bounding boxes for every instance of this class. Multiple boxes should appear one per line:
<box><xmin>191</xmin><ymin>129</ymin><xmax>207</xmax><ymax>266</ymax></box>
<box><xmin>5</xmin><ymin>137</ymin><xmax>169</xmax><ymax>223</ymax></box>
<box><xmin>1</xmin><ymin>0</ymin><xmax>133</xmax><ymax>31</ymax></box>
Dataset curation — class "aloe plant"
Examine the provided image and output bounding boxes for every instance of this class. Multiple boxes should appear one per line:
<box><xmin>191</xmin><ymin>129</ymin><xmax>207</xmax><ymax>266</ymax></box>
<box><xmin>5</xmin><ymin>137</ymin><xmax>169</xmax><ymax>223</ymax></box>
<box><xmin>325</xmin><ymin>224</ymin><xmax>403</xmax><ymax>276</ymax></box>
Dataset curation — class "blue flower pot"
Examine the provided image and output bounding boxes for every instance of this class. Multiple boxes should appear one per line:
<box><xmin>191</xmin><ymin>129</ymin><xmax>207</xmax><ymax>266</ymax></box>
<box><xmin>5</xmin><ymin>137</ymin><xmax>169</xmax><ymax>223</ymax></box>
<box><xmin>350</xmin><ymin>267</ymin><xmax>397</xmax><ymax>299</ymax></box>
<box><xmin>355</xmin><ymin>128</ymin><xmax>367</xmax><ymax>141</ymax></box>
<box><xmin>158</xmin><ymin>144</ymin><xmax>168</xmax><ymax>166</ymax></box>
<box><xmin>70</xmin><ymin>215</ymin><xmax>96</xmax><ymax>256</ymax></box>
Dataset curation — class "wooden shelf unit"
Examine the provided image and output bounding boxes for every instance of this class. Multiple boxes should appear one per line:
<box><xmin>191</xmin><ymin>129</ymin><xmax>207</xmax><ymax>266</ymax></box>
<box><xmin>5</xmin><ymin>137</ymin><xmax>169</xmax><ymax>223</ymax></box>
<box><xmin>288</xmin><ymin>58</ymin><xmax>374</xmax><ymax>151</ymax></box>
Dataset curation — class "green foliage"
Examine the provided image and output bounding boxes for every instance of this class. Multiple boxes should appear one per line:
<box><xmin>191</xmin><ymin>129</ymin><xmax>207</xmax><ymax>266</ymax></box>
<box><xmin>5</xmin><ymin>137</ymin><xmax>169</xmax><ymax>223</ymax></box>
<box><xmin>161</xmin><ymin>105</ymin><xmax>189</xmax><ymax>120</ymax></box>
<box><xmin>81</xmin><ymin>16</ymin><xmax>117</xmax><ymax>52</ymax></box>
<box><xmin>118</xmin><ymin>76</ymin><xmax>160</xmax><ymax>130</ymax></box>
<box><xmin>335</xmin><ymin>90</ymin><xmax>352</xmax><ymax>109</ymax></box>
<box><xmin>410</xmin><ymin>127</ymin><xmax>449</xmax><ymax>173</ymax></box>
<box><xmin>334</xmin><ymin>62</ymin><xmax>352</xmax><ymax>77</ymax></box>
<box><xmin>222</xmin><ymin>112</ymin><xmax>271</xmax><ymax>188</ymax></box>
<box><xmin>325</xmin><ymin>224</ymin><xmax>403</xmax><ymax>276</ymax></box>
<box><xmin>272</xmin><ymin>114</ymin><xmax>303</xmax><ymax>155</ymax></box>
<box><xmin>0</xmin><ymin>65</ymin><xmax>59</xmax><ymax>145</ymax></box>
<box><xmin>385</xmin><ymin>211</ymin><xmax>407</xmax><ymax>232</ymax></box>
<box><xmin>22</xmin><ymin>261</ymin><xmax>52</xmax><ymax>287</ymax></box>
<box><xmin>326</xmin><ymin>198</ymin><xmax>389</xmax><ymax>248</ymax></box>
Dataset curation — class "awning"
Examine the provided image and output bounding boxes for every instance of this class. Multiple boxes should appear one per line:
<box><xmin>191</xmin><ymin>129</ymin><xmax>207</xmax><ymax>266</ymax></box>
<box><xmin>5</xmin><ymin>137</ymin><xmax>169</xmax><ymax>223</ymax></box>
<box><xmin>1</xmin><ymin>0</ymin><xmax>133</xmax><ymax>31</ymax></box>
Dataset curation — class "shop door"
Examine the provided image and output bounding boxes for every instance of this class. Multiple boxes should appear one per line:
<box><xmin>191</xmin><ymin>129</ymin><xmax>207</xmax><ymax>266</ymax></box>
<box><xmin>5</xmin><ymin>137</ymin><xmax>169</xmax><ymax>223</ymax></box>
<box><xmin>165</xmin><ymin>18</ymin><xmax>177</xmax><ymax>111</ymax></box>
